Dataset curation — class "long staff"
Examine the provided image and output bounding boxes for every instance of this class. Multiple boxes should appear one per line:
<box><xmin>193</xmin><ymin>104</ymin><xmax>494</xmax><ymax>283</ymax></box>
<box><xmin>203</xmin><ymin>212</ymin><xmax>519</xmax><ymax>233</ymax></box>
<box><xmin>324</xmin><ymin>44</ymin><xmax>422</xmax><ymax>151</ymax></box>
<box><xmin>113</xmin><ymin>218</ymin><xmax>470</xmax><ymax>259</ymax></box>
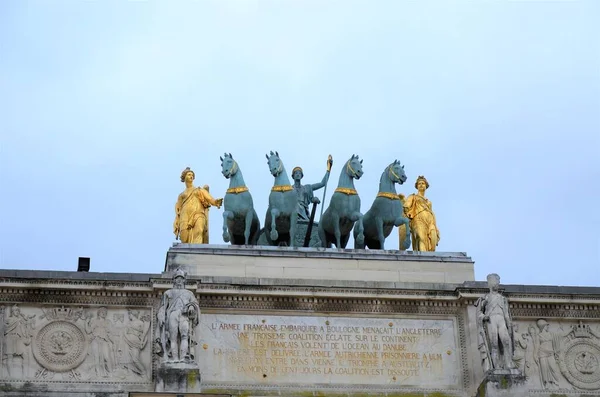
<box><xmin>303</xmin><ymin>202</ymin><xmax>318</xmax><ymax>247</ymax></box>
<box><xmin>319</xmin><ymin>155</ymin><xmax>333</xmax><ymax>221</ymax></box>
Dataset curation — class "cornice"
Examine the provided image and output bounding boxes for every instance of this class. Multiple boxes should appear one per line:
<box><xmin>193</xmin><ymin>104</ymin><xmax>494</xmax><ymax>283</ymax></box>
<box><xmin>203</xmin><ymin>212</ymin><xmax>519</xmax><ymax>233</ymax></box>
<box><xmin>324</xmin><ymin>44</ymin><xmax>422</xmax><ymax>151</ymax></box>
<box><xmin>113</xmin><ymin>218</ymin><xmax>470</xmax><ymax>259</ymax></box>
<box><xmin>1</xmin><ymin>273</ymin><xmax>598</xmax><ymax>308</ymax></box>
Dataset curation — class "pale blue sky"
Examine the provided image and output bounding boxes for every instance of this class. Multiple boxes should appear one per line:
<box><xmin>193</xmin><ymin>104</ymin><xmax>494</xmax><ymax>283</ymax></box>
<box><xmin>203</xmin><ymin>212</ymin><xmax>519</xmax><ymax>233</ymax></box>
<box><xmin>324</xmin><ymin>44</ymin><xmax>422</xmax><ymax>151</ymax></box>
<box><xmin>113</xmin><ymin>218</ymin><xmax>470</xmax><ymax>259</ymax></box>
<box><xmin>1</xmin><ymin>1</ymin><xmax>598</xmax><ymax>286</ymax></box>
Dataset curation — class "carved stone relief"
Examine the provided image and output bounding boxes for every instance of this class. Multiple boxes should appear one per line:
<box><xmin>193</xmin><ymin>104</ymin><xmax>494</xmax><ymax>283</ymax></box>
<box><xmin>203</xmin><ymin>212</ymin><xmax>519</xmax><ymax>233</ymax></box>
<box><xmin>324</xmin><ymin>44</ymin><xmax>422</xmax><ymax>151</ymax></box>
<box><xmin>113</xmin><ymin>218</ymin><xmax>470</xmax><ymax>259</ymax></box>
<box><xmin>513</xmin><ymin>319</ymin><xmax>600</xmax><ymax>391</ymax></box>
<box><xmin>2</xmin><ymin>304</ymin><xmax>36</xmax><ymax>378</ymax></box>
<box><xmin>0</xmin><ymin>304</ymin><xmax>152</xmax><ymax>383</ymax></box>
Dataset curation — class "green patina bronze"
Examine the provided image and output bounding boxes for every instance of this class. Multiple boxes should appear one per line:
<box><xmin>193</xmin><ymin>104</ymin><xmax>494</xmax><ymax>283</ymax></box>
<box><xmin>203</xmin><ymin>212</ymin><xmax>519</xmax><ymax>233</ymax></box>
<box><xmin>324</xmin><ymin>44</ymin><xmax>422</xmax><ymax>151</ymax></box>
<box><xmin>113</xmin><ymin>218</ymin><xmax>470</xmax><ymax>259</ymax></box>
<box><xmin>291</xmin><ymin>165</ymin><xmax>330</xmax><ymax>221</ymax></box>
<box><xmin>318</xmin><ymin>154</ymin><xmax>365</xmax><ymax>248</ymax></box>
<box><xmin>262</xmin><ymin>151</ymin><xmax>299</xmax><ymax>247</ymax></box>
<box><xmin>220</xmin><ymin>153</ymin><xmax>260</xmax><ymax>245</ymax></box>
<box><xmin>355</xmin><ymin>160</ymin><xmax>411</xmax><ymax>250</ymax></box>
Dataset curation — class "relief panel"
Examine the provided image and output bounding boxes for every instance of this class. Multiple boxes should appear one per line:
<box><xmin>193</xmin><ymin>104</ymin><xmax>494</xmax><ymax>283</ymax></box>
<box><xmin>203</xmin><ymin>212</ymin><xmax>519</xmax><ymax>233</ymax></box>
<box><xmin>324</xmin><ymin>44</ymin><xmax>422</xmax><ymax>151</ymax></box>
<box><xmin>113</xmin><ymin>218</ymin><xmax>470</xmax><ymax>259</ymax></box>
<box><xmin>512</xmin><ymin>319</ymin><xmax>600</xmax><ymax>392</ymax></box>
<box><xmin>1</xmin><ymin>304</ymin><xmax>153</xmax><ymax>384</ymax></box>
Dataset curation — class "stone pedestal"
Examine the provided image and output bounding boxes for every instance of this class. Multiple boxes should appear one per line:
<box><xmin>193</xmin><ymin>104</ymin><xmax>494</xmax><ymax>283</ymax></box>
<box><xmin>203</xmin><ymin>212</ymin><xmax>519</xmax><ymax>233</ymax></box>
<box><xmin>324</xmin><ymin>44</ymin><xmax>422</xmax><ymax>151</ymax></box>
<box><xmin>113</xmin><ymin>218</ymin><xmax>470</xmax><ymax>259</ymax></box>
<box><xmin>155</xmin><ymin>362</ymin><xmax>202</xmax><ymax>393</ymax></box>
<box><xmin>164</xmin><ymin>243</ymin><xmax>475</xmax><ymax>283</ymax></box>
<box><xmin>476</xmin><ymin>370</ymin><xmax>527</xmax><ymax>397</ymax></box>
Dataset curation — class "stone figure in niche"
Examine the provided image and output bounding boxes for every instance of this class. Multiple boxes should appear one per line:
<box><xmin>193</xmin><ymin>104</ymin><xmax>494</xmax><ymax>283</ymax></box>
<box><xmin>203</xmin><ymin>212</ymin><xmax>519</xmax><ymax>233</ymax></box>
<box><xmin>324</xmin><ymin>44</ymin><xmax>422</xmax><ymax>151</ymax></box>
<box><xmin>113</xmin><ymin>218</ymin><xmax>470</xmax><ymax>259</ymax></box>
<box><xmin>123</xmin><ymin>309</ymin><xmax>150</xmax><ymax>378</ymax></box>
<box><xmin>291</xmin><ymin>155</ymin><xmax>332</xmax><ymax>220</ymax></box>
<box><xmin>3</xmin><ymin>304</ymin><xmax>36</xmax><ymax>378</ymax></box>
<box><xmin>84</xmin><ymin>307</ymin><xmax>115</xmax><ymax>378</ymax></box>
<box><xmin>174</xmin><ymin>167</ymin><xmax>223</xmax><ymax>244</ymax></box>
<box><xmin>403</xmin><ymin>175</ymin><xmax>440</xmax><ymax>251</ymax></box>
<box><xmin>155</xmin><ymin>268</ymin><xmax>200</xmax><ymax>363</ymax></box>
<box><xmin>475</xmin><ymin>273</ymin><xmax>517</xmax><ymax>372</ymax></box>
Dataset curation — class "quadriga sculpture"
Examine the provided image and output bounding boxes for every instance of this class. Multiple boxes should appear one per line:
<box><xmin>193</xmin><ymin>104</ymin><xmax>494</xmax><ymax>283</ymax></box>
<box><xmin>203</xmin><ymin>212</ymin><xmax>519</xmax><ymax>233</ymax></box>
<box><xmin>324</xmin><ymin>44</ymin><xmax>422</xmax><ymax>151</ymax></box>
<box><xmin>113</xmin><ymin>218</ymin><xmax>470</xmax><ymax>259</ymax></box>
<box><xmin>220</xmin><ymin>153</ymin><xmax>260</xmax><ymax>245</ymax></box>
<box><xmin>355</xmin><ymin>160</ymin><xmax>410</xmax><ymax>250</ymax></box>
<box><xmin>263</xmin><ymin>151</ymin><xmax>298</xmax><ymax>246</ymax></box>
<box><xmin>318</xmin><ymin>154</ymin><xmax>364</xmax><ymax>248</ymax></box>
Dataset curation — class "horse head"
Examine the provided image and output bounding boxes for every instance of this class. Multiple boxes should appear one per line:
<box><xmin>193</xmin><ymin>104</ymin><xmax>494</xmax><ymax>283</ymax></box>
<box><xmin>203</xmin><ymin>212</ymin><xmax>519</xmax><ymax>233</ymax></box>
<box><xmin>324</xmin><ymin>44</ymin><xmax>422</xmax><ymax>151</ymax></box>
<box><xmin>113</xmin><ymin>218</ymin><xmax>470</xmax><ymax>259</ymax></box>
<box><xmin>345</xmin><ymin>154</ymin><xmax>364</xmax><ymax>180</ymax></box>
<box><xmin>265</xmin><ymin>151</ymin><xmax>284</xmax><ymax>177</ymax></box>
<box><xmin>220</xmin><ymin>153</ymin><xmax>237</xmax><ymax>179</ymax></box>
<box><xmin>388</xmin><ymin>160</ymin><xmax>407</xmax><ymax>185</ymax></box>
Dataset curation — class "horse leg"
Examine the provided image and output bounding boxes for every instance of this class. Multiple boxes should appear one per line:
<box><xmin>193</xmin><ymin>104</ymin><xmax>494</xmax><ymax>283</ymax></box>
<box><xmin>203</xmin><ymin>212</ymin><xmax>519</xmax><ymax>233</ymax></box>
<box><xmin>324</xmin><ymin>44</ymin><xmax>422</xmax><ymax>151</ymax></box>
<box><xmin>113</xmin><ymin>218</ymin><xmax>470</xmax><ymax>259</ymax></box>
<box><xmin>222</xmin><ymin>211</ymin><xmax>233</xmax><ymax>243</ymax></box>
<box><xmin>244</xmin><ymin>210</ymin><xmax>254</xmax><ymax>245</ymax></box>
<box><xmin>270</xmin><ymin>208</ymin><xmax>280</xmax><ymax>241</ymax></box>
<box><xmin>394</xmin><ymin>215</ymin><xmax>411</xmax><ymax>250</ymax></box>
<box><xmin>353</xmin><ymin>224</ymin><xmax>365</xmax><ymax>249</ymax></box>
<box><xmin>289</xmin><ymin>211</ymin><xmax>298</xmax><ymax>247</ymax></box>
<box><xmin>340</xmin><ymin>233</ymin><xmax>350</xmax><ymax>249</ymax></box>
<box><xmin>375</xmin><ymin>216</ymin><xmax>385</xmax><ymax>249</ymax></box>
<box><xmin>351</xmin><ymin>211</ymin><xmax>364</xmax><ymax>246</ymax></box>
<box><xmin>332</xmin><ymin>213</ymin><xmax>342</xmax><ymax>248</ymax></box>
<box><xmin>318</xmin><ymin>222</ymin><xmax>329</xmax><ymax>248</ymax></box>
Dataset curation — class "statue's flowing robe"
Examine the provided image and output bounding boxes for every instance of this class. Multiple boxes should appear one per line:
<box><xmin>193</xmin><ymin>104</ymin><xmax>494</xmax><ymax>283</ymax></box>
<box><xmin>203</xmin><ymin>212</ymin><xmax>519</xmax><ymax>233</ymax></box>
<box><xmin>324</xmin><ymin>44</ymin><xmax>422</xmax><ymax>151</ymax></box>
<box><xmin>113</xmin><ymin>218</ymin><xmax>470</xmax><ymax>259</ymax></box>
<box><xmin>294</xmin><ymin>184</ymin><xmax>314</xmax><ymax>220</ymax></box>
<box><xmin>534</xmin><ymin>330</ymin><xmax>561</xmax><ymax>386</ymax></box>
<box><xmin>86</xmin><ymin>318</ymin><xmax>114</xmax><ymax>376</ymax></box>
<box><xmin>174</xmin><ymin>186</ymin><xmax>219</xmax><ymax>244</ymax></box>
<box><xmin>4</xmin><ymin>314</ymin><xmax>32</xmax><ymax>356</ymax></box>
<box><xmin>404</xmin><ymin>194</ymin><xmax>439</xmax><ymax>251</ymax></box>
<box><xmin>124</xmin><ymin>318</ymin><xmax>149</xmax><ymax>376</ymax></box>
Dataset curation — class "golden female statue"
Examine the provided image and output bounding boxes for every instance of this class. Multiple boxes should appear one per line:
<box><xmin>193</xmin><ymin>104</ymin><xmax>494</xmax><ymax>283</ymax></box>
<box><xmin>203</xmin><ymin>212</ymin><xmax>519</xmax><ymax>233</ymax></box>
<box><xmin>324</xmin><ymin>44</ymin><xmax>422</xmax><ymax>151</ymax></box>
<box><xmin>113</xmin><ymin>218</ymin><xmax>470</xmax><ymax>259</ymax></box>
<box><xmin>173</xmin><ymin>167</ymin><xmax>223</xmax><ymax>244</ymax></box>
<box><xmin>402</xmin><ymin>176</ymin><xmax>440</xmax><ymax>251</ymax></box>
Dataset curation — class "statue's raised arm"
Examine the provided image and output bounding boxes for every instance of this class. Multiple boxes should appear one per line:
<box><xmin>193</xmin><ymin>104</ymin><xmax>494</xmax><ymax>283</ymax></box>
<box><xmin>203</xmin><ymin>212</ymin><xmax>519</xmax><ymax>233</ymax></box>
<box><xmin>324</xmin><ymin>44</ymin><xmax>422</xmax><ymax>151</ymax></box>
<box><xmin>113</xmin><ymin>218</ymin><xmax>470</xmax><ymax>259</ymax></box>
<box><xmin>309</xmin><ymin>155</ymin><xmax>333</xmax><ymax>191</ymax></box>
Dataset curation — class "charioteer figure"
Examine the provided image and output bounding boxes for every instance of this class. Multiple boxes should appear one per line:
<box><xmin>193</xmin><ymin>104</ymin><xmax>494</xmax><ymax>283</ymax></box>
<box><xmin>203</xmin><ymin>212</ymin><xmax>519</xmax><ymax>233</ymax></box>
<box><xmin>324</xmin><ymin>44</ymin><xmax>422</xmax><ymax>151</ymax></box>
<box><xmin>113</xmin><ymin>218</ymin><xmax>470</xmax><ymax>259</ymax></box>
<box><xmin>292</xmin><ymin>155</ymin><xmax>333</xmax><ymax>221</ymax></box>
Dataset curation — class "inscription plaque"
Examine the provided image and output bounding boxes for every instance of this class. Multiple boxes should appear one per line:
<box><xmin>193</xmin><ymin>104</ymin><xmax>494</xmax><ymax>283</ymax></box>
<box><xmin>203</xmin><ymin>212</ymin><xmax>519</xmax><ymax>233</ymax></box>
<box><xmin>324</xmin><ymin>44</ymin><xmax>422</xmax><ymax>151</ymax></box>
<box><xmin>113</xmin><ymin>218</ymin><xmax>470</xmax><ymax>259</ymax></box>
<box><xmin>198</xmin><ymin>314</ymin><xmax>460</xmax><ymax>388</ymax></box>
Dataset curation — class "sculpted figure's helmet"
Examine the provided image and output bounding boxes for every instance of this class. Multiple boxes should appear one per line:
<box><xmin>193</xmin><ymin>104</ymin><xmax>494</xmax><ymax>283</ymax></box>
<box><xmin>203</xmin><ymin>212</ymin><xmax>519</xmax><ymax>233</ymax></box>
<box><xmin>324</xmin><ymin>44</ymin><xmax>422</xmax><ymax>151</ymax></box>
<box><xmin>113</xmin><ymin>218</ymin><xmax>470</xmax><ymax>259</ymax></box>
<box><xmin>537</xmin><ymin>319</ymin><xmax>549</xmax><ymax>330</ymax></box>
<box><xmin>291</xmin><ymin>166</ymin><xmax>303</xmax><ymax>178</ymax></box>
<box><xmin>173</xmin><ymin>268</ymin><xmax>186</xmax><ymax>280</ymax></box>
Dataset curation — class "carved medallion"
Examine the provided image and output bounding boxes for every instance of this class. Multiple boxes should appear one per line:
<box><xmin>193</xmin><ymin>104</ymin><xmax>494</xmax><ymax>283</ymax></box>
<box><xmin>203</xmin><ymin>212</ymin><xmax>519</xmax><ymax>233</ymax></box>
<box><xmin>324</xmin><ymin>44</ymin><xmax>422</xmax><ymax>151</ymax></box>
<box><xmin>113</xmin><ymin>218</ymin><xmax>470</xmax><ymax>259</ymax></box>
<box><xmin>558</xmin><ymin>324</ymin><xmax>600</xmax><ymax>390</ymax></box>
<box><xmin>33</xmin><ymin>321</ymin><xmax>87</xmax><ymax>372</ymax></box>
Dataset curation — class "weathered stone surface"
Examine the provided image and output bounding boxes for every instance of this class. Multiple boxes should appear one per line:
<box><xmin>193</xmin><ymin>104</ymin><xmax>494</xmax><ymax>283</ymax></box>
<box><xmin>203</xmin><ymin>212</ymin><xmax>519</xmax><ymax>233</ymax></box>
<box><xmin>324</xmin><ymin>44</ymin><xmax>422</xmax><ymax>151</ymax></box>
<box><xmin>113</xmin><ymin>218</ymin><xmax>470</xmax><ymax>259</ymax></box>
<box><xmin>198</xmin><ymin>314</ymin><xmax>460</xmax><ymax>390</ymax></box>
<box><xmin>155</xmin><ymin>269</ymin><xmax>200</xmax><ymax>364</ymax></box>
<box><xmin>0</xmin><ymin>258</ymin><xmax>599</xmax><ymax>396</ymax></box>
<box><xmin>165</xmin><ymin>244</ymin><xmax>475</xmax><ymax>283</ymax></box>
<box><xmin>155</xmin><ymin>361</ymin><xmax>201</xmax><ymax>393</ymax></box>
<box><xmin>507</xmin><ymin>319</ymin><xmax>600</xmax><ymax>392</ymax></box>
<box><xmin>475</xmin><ymin>274</ymin><xmax>519</xmax><ymax>374</ymax></box>
<box><xmin>475</xmin><ymin>371</ymin><xmax>527</xmax><ymax>397</ymax></box>
<box><xmin>1</xmin><ymin>304</ymin><xmax>152</xmax><ymax>384</ymax></box>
